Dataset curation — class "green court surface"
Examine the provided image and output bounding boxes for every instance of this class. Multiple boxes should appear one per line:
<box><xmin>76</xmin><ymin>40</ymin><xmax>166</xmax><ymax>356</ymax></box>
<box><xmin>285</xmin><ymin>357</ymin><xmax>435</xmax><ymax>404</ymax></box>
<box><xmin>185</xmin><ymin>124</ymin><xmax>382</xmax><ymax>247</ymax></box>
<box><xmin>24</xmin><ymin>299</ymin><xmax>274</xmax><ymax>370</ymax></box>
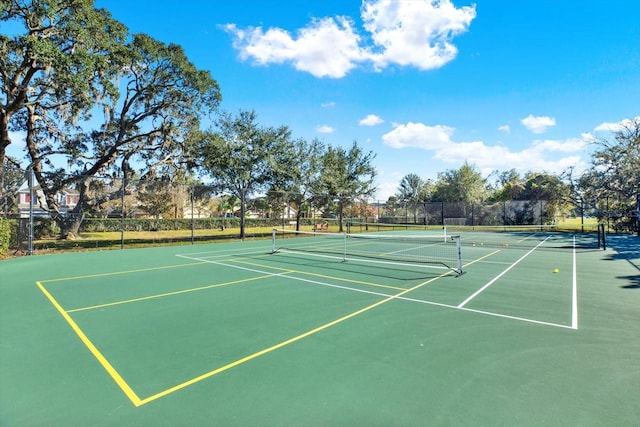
<box><xmin>1</xmin><ymin>229</ymin><xmax>639</xmax><ymax>426</ymax></box>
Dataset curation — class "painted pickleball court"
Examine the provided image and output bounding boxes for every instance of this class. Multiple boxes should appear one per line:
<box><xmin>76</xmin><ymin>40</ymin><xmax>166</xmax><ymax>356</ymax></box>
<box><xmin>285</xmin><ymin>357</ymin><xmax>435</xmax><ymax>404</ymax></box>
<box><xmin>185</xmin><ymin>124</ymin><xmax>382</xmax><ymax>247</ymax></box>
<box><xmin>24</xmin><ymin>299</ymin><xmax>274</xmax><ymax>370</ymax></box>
<box><xmin>1</xmin><ymin>228</ymin><xmax>639</xmax><ymax>425</ymax></box>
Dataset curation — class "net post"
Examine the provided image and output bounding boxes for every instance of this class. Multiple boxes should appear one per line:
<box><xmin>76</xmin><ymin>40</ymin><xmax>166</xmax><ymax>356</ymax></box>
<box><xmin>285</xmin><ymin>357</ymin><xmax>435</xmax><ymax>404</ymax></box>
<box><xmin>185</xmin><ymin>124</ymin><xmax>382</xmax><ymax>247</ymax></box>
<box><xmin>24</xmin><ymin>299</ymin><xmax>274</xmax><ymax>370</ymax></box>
<box><xmin>454</xmin><ymin>235</ymin><xmax>464</xmax><ymax>276</ymax></box>
<box><xmin>597</xmin><ymin>223</ymin><xmax>607</xmax><ymax>250</ymax></box>
<box><xmin>271</xmin><ymin>228</ymin><xmax>276</xmax><ymax>253</ymax></box>
<box><xmin>343</xmin><ymin>232</ymin><xmax>347</xmax><ymax>262</ymax></box>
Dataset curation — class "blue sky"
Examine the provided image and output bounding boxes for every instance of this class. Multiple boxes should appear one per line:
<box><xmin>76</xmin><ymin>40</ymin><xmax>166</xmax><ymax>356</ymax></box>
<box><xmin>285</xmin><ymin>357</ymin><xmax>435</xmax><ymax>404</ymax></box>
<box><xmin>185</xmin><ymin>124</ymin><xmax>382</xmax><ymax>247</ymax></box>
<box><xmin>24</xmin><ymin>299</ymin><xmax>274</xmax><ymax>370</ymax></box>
<box><xmin>12</xmin><ymin>0</ymin><xmax>640</xmax><ymax>200</ymax></box>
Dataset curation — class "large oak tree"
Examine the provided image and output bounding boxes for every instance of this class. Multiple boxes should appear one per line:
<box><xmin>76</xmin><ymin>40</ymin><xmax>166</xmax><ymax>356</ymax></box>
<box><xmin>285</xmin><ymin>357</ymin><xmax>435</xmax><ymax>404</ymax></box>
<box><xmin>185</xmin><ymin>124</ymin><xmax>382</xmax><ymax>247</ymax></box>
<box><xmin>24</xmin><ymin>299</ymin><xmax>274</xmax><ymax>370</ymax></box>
<box><xmin>1</xmin><ymin>0</ymin><xmax>221</xmax><ymax>237</ymax></box>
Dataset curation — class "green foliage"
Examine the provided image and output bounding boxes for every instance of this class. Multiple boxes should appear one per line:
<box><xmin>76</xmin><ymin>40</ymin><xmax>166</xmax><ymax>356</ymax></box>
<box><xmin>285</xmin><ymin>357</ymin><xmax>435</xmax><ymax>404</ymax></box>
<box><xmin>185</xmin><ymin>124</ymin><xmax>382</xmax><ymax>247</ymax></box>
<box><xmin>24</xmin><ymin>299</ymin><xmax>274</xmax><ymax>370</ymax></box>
<box><xmin>313</xmin><ymin>141</ymin><xmax>377</xmax><ymax>215</ymax></box>
<box><xmin>491</xmin><ymin>169</ymin><xmax>525</xmax><ymax>202</ymax></box>
<box><xmin>581</xmin><ymin>118</ymin><xmax>640</xmax><ymax>201</ymax></box>
<box><xmin>136</xmin><ymin>179</ymin><xmax>175</xmax><ymax>219</ymax></box>
<box><xmin>1</xmin><ymin>0</ymin><xmax>221</xmax><ymax>239</ymax></box>
<box><xmin>199</xmin><ymin>110</ymin><xmax>292</xmax><ymax>238</ymax></box>
<box><xmin>433</xmin><ymin>161</ymin><xmax>487</xmax><ymax>203</ymax></box>
<box><xmin>396</xmin><ymin>174</ymin><xmax>433</xmax><ymax>222</ymax></box>
<box><xmin>0</xmin><ymin>218</ymin><xmax>13</xmax><ymax>256</ymax></box>
<box><xmin>79</xmin><ymin>217</ymin><xmax>290</xmax><ymax>232</ymax></box>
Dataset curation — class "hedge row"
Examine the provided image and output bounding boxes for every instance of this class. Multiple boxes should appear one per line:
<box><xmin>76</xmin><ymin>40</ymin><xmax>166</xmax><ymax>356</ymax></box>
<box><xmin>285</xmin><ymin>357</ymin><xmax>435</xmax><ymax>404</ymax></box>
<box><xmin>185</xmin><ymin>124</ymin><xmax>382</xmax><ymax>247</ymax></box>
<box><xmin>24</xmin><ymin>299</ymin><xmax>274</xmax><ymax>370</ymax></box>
<box><xmin>80</xmin><ymin>217</ymin><xmax>314</xmax><ymax>232</ymax></box>
<box><xmin>0</xmin><ymin>219</ymin><xmax>16</xmax><ymax>257</ymax></box>
<box><xmin>1</xmin><ymin>217</ymin><xmax>333</xmax><ymax>251</ymax></box>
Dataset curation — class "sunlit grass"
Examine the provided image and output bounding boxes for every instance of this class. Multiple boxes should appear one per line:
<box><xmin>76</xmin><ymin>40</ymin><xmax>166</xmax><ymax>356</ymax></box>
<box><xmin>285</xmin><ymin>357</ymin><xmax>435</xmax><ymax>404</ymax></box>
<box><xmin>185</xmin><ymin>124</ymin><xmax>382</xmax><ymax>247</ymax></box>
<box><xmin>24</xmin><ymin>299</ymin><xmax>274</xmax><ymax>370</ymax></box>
<box><xmin>557</xmin><ymin>217</ymin><xmax>599</xmax><ymax>231</ymax></box>
<box><xmin>24</xmin><ymin>218</ymin><xmax>599</xmax><ymax>255</ymax></box>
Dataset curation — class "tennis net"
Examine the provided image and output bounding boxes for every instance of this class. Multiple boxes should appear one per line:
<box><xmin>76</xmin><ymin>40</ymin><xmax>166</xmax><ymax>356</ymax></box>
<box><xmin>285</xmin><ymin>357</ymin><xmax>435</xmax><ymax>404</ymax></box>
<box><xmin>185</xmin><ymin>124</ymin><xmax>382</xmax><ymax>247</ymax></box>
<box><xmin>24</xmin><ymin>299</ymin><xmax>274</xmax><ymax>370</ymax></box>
<box><xmin>271</xmin><ymin>229</ymin><xmax>464</xmax><ymax>275</ymax></box>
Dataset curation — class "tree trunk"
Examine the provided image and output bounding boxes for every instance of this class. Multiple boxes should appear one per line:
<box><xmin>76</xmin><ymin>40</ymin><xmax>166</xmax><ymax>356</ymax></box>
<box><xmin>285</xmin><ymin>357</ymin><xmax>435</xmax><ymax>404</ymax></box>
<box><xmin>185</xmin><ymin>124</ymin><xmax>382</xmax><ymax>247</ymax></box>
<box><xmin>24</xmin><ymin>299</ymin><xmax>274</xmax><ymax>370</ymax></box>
<box><xmin>60</xmin><ymin>208</ymin><xmax>85</xmax><ymax>239</ymax></box>
<box><xmin>239</xmin><ymin>192</ymin><xmax>246</xmax><ymax>240</ymax></box>
<box><xmin>0</xmin><ymin>112</ymin><xmax>11</xmax><ymax>198</ymax></box>
<box><xmin>57</xmin><ymin>180</ymin><xmax>89</xmax><ymax>239</ymax></box>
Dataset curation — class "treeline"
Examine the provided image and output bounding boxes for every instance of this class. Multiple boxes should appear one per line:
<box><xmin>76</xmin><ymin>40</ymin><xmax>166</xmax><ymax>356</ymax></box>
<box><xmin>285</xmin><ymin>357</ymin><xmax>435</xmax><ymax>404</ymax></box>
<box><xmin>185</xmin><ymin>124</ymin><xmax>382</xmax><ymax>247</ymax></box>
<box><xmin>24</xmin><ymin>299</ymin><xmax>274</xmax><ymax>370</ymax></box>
<box><xmin>1</xmin><ymin>1</ymin><xmax>638</xmax><ymax>242</ymax></box>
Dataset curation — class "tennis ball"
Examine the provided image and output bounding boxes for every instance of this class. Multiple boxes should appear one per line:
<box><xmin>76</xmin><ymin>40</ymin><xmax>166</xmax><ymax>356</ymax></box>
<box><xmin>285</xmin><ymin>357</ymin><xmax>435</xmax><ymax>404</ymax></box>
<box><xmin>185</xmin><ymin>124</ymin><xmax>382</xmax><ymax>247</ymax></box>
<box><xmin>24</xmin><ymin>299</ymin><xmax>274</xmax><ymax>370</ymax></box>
<box><xmin>553</xmin><ymin>268</ymin><xmax>559</xmax><ymax>273</ymax></box>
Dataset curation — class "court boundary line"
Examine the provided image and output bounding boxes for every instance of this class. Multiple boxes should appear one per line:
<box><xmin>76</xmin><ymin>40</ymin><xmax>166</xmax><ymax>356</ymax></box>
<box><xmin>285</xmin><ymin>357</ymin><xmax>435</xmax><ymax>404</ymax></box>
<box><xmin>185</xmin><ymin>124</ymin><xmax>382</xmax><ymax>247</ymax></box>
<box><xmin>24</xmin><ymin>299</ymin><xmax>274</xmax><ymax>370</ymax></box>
<box><xmin>456</xmin><ymin>235</ymin><xmax>579</xmax><ymax>330</ymax></box>
<box><xmin>35</xmin><ymin>243</ymin><xmax>575</xmax><ymax>409</ymax></box>
<box><xmin>135</xmin><ymin>269</ymin><xmax>455</xmax><ymax>406</ymax></box>
<box><xmin>227</xmin><ymin>254</ymin><xmax>575</xmax><ymax>330</ymax></box>
<box><xmin>65</xmin><ymin>273</ymin><xmax>293</xmax><ymax>313</ymax></box>
<box><xmin>37</xmin><ymin>250</ymin><xmax>453</xmax><ymax>407</ymax></box>
<box><xmin>40</xmin><ymin>261</ymin><xmax>209</xmax><ymax>284</ymax></box>
<box><xmin>36</xmin><ymin>281</ymin><xmax>144</xmax><ymax>406</ymax></box>
<box><xmin>457</xmin><ymin>237</ymin><xmax>551</xmax><ymax>308</ymax></box>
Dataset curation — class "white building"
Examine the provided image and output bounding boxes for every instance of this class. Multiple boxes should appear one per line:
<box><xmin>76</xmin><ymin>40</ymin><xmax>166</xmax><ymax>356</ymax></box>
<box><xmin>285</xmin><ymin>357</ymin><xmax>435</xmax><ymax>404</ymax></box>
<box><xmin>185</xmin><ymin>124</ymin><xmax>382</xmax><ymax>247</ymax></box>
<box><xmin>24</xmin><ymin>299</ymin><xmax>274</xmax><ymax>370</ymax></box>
<box><xmin>17</xmin><ymin>181</ymin><xmax>79</xmax><ymax>218</ymax></box>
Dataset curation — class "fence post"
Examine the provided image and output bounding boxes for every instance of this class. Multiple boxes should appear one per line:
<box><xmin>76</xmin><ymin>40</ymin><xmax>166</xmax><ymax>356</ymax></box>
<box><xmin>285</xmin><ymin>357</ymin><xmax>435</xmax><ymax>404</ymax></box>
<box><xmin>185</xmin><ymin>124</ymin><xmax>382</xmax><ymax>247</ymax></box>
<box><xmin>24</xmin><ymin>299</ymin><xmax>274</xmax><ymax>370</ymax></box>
<box><xmin>471</xmin><ymin>203</ymin><xmax>475</xmax><ymax>228</ymax></box>
<box><xmin>190</xmin><ymin>186</ymin><xmax>194</xmax><ymax>244</ymax></box>
<box><xmin>120</xmin><ymin>173</ymin><xmax>125</xmax><ymax>250</ymax></box>
<box><xmin>503</xmin><ymin>201</ymin><xmax>506</xmax><ymax>230</ymax></box>
<box><xmin>539</xmin><ymin>200</ymin><xmax>543</xmax><ymax>231</ymax></box>
<box><xmin>637</xmin><ymin>193</ymin><xmax>640</xmax><ymax>236</ymax></box>
<box><xmin>27</xmin><ymin>166</ymin><xmax>34</xmax><ymax>255</ymax></box>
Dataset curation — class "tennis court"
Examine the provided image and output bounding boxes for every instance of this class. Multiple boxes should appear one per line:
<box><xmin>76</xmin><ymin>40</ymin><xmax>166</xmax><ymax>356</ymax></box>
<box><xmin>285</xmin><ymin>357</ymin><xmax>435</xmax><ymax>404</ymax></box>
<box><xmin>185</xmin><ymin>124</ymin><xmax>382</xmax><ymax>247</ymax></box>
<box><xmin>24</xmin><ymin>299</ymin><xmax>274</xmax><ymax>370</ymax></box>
<box><xmin>1</xmin><ymin>227</ymin><xmax>639</xmax><ymax>426</ymax></box>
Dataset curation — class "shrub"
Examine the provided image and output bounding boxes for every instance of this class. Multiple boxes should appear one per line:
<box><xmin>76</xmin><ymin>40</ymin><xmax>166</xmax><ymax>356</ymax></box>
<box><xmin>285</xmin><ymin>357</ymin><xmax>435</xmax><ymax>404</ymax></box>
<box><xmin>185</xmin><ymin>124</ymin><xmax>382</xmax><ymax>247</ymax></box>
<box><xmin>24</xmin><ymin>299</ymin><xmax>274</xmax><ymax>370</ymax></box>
<box><xmin>0</xmin><ymin>218</ymin><xmax>14</xmax><ymax>257</ymax></box>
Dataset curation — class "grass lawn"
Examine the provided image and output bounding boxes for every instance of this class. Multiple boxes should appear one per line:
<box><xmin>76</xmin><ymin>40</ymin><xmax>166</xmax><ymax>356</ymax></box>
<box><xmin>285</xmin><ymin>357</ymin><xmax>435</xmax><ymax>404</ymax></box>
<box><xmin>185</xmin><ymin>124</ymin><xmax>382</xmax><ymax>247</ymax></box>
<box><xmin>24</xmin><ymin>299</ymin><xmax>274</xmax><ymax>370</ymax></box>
<box><xmin>17</xmin><ymin>218</ymin><xmax>602</xmax><ymax>255</ymax></box>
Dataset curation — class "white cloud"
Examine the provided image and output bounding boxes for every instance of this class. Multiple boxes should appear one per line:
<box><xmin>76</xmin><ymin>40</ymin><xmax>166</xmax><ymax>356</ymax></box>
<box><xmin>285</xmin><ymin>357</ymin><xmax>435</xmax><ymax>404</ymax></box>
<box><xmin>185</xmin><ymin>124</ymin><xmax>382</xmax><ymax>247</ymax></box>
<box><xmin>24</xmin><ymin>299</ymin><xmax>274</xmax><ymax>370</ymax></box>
<box><xmin>521</xmin><ymin>115</ymin><xmax>556</xmax><ymax>134</ymax></box>
<box><xmin>316</xmin><ymin>124</ymin><xmax>335</xmax><ymax>133</ymax></box>
<box><xmin>224</xmin><ymin>0</ymin><xmax>476</xmax><ymax>78</ymax></box>
<box><xmin>224</xmin><ymin>18</ymin><xmax>363</xmax><ymax>78</ymax></box>
<box><xmin>594</xmin><ymin>116</ymin><xmax>640</xmax><ymax>132</ymax></box>
<box><xmin>375</xmin><ymin>179</ymin><xmax>402</xmax><ymax>201</ymax></box>
<box><xmin>359</xmin><ymin>114</ymin><xmax>384</xmax><ymax>126</ymax></box>
<box><xmin>498</xmin><ymin>125</ymin><xmax>510</xmax><ymax>133</ymax></box>
<box><xmin>382</xmin><ymin>121</ymin><xmax>588</xmax><ymax>175</ymax></box>
<box><xmin>382</xmin><ymin>122</ymin><xmax>455</xmax><ymax>149</ymax></box>
<box><xmin>530</xmin><ymin>137</ymin><xmax>588</xmax><ymax>153</ymax></box>
<box><xmin>321</xmin><ymin>101</ymin><xmax>336</xmax><ymax>108</ymax></box>
<box><xmin>361</xmin><ymin>0</ymin><xmax>476</xmax><ymax>70</ymax></box>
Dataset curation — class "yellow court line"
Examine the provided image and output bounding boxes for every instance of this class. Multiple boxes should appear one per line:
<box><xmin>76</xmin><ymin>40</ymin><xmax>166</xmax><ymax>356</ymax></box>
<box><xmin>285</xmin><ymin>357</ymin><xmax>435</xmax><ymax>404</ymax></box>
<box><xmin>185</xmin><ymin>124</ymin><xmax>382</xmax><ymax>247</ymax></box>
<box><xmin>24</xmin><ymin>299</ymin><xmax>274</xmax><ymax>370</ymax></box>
<box><xmin>231</xmin><ymin>258</ymin><xmax>406</xmax><ymax>291</ymax></box>
<box><xmin>465</xmin><ymin>249</ymin><xmax>501</xmax><ymax>267</ymax></box>
<box><xmin>137</xmin><ymin>269</ymin><xmax>454</xmax><ymax>406</ymax></box>
<box><xmin>43</xmin><ymin>250</ymin><xmax>495</xmax><ymax>407</ymax></box>
<box><xmin>66</xmin><ymin>273</ymin><xmax>291</xmax><ymax>313</ymax></box>
<box><xmin>36</xmin><ymin>281</ymin><xmax>143</xmax><ymax>407</ymax></box>
<box><xmin>40</xmin><ymin>261</ymin><xmax>209</xmax><ymax>284</ymax></box>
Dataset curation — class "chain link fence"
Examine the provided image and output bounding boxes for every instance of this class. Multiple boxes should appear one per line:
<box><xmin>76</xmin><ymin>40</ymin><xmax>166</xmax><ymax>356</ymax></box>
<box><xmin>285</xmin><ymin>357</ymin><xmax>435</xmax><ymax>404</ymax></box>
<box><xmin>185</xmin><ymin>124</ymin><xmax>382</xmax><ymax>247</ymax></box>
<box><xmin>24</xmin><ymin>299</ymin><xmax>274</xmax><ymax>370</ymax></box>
<box><xmin>1</xmin><ymin>170</ymin><xmax>637</xmax><ymax>256</ymax></box>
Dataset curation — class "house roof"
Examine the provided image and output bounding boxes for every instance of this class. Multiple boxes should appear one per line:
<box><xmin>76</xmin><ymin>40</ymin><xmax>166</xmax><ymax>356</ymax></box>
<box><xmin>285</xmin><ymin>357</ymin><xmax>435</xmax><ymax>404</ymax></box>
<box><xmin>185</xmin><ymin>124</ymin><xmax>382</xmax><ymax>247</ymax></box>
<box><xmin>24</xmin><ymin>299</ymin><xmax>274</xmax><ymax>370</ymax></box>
<box><xmin>17</xmin><ymin>180</ymin><xmax>80</xmax><ymax>195</ymax></box>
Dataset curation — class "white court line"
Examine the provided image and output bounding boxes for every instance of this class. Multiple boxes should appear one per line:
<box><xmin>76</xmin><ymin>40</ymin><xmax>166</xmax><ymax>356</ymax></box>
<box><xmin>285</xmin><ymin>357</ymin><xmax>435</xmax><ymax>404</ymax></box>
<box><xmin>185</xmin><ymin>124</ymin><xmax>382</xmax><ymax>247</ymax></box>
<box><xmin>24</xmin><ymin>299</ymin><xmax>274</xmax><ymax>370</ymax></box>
<box><xmin>457</xmin><ymin>236</ymin><xmax>551</xmax><ymax>308</ymax></box>
<box><xmin>398</xmin><ymin>295</ymin><xmax>574</xmax><ymax>329</ymax></box>
<box><xmin>178</xmin><ymin>251</ymin><xmax>573</xmax><ymax>330</ymax></box>
<box><xmin>176</xmin><ymin>246</ymin><xmax>272</xmax><ymax>258</ymax></box>
<box><xmin>176</xmin><ymin>253</ymin><xmax>281</xmax><ymax>276</ymax></box>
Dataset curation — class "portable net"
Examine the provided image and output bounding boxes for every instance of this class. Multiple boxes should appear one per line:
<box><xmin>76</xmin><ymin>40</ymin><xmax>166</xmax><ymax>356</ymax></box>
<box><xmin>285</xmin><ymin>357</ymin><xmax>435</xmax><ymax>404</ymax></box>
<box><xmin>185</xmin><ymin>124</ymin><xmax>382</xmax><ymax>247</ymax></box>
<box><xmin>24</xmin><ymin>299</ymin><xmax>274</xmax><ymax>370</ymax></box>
<box><xmin>271</xmin><ymin>229</ymin><xmax>464</xmax><ymax>275</ymax></box>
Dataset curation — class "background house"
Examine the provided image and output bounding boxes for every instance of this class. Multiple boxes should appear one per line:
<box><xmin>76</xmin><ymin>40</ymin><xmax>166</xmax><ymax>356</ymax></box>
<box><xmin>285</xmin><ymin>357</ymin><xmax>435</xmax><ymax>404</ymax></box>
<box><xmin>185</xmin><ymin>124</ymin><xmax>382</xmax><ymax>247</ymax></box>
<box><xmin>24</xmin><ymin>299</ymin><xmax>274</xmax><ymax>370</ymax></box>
<box><xmin>17</xmin><ymin>181</ymin><xmax>79</xmax><ymax>218</ymax></box>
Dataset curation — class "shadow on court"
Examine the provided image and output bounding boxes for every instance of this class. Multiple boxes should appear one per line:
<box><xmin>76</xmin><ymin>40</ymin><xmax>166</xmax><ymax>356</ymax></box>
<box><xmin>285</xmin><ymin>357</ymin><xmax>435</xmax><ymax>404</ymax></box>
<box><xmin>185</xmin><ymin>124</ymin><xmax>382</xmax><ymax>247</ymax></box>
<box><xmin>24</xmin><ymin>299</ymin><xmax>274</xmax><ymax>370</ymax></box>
<box><xmin>603</xmin><ymin>233</ymin><xmax>640</xmax><ymax>275</ymax></box>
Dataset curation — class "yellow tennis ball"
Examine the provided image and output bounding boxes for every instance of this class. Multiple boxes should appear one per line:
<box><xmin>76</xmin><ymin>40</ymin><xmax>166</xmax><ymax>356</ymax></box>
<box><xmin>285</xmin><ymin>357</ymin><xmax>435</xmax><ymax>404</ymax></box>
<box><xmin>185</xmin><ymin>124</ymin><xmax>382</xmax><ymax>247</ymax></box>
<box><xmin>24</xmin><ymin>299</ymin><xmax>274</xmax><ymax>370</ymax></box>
<box><xmin>553</xmin><ymin>268</ymin><xmax>559</xmax><ymax>273</ymax></box>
